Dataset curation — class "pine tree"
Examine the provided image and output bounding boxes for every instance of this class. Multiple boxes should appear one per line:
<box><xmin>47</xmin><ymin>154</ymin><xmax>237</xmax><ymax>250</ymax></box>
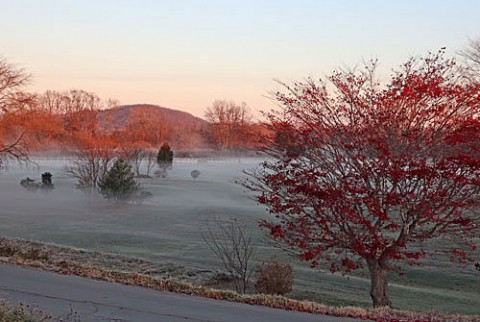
<box><xmin>156</xmin><ymin>143</ymin><xmax>174</xmax><ymax>178</ymax></box>
<box><xmin>98</xmin><ymin>159</ymin><xmax>139</xmax><ymax>200</ymax></box>
<box><xmin>41</xmin><ymin>172</ymin><xmax>53</xmax><ymax>185</ymax></box>
<box><xmin>41</xmin><ymin>171</ymin><xmax>54</xmax><ymax>190</ymax></box>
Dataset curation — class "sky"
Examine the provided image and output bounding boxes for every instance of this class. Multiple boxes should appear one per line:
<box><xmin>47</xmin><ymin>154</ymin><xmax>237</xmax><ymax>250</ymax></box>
<box><xmin>1</xmin><ymin>0</ymin><xmax>480</xmax><ymax>118</ymax></box>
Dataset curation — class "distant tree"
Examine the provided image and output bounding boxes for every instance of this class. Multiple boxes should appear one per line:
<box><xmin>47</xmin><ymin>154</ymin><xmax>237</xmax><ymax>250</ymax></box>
<box><xmin>98</xmin><ymin>159</ymin><xmax>139</xmax><ymax>200</ymax></box>
<box><xmin>156</xmin><ymin>143</ymin><xmax>173</xmax><ymax>178</ymax></box>
<box><xmin>41</xmin><ymin>172</ymin><xmax>52</xmax><ymax>185</ymax></box>
<box><xmin>104</xmin><ymin>98</ymin><xmax>120</xmax><ymax>109</ymax></box>
<box><xmin>204</xmin><ymin>100</ymin><xmax>254</xmax><ymax>151</ymax></box>
<box><xmin>62</xmin><ymin>89</ymin><xmax>101</xmax><ymax>141</ymax></box>
<box><xmin>0</xmin><ymin>57</ymin><xmax>33</xmax><ymax>167</ymax></box>
<box><xmin>41</xmin><ymin>171</ymin><xmax>54</xmax><ymax>189</ymax></box>
<box><xmin>31</xmin><ymin>90</ymin><xmax>67</xmax><ymax>145</ymax></box>
<box><xmin>243</xmin><ymin>50</ymin><xmax>480</xmax><ymax>308</ymax></box>
<box><xmin>34</xmin><ymin>89</ymin><xmax>103</xmax><ymax>148</ymax></box>
<box><xmin>28</xmin><ymin>90</ymin><xmax>119</xmax><ymax>149</ymax></box>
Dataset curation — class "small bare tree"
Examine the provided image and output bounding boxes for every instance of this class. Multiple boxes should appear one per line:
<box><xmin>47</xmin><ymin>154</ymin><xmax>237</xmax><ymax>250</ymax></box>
<box><xmin>459</xmin><ymin>37</ymin><xmax>480</xmax><ymax>77</ymax></box>
<box><xmin>121</xmin><ymin>146</ymin><xmax>145</xmax><ymax>176</ymax></box>
<box><xmin>65</xmin><ymin>146</ymin><xmax>115</xmax><ymax>191</ymax></box>
<box><xmin>144</xmin><ymin>151</ymin><xmax>156</xmax><ymax>176</ymax></box>
<box><xmin>201</xmin><ymin>217</ymin><xmax>254</xmax><ymax>294</ymax></box>
<box><xmin>204</xmin><ymin>100</ymin><xmax>252</xmax><ymax>151</ymax></box>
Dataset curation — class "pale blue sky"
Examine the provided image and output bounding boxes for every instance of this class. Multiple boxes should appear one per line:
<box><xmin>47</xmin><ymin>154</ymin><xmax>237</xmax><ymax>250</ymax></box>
<box><xmin>1</xmin><ymin>1</ymin><xmax>479</xmax><ymax>117</ymax></box>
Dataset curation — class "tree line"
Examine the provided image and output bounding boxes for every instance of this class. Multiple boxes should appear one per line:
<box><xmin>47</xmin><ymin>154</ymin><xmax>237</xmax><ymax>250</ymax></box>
<box><xmin>0</xmin><ymin>61</ymin><xmax>267</xmax><ymax>163</ymax></box>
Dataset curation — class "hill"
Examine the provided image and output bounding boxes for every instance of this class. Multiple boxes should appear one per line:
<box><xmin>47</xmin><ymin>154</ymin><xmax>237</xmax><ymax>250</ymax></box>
<box><xmin>95</xmin><ymin>104</ymin><xmax>209</xmax><ymax>150</ymax></box>
<box><xmin>99</xmin><ymin>104</ymin><xmax>207</xmax><ymax>129</ymax></box>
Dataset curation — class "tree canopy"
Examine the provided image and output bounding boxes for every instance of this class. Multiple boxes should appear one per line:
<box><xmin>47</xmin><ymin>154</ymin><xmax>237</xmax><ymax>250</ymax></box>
<box><xmin>243</xmin><ymin>49</ymin><xmax>480</xmax><ymax>307</ymax></box>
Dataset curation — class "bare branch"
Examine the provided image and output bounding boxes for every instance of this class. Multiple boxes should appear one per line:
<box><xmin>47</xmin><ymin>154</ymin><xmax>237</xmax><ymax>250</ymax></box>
<box><xmin>201</xmin><ymin>216</ymin><xmax>255</xmax><ymax>294</ymax></box>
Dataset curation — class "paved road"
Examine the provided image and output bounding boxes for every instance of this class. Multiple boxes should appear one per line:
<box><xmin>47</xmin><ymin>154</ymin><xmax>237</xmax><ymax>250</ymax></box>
<box><xmin>0</xmin><ymin>264</ymin><xmax>358</xmax><ymax>321</ymax></box>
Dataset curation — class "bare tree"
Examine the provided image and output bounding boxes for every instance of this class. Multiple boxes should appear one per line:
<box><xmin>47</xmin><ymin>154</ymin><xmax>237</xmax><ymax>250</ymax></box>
<box><xmin>459</xmin><ymin>37</ymin><xmax>480</xmax><ymax>76</ymax></box>
<box><xmin>144</xmin><ymin>151</ymin><xmax>156</xmax><ymax>176</ymax></box>
<box><xmin>120</xmin><ymin>146</ymin><xmax>157</xmax><ymax>178</ymax></box>
<box><xmin>0</xmin><ymin>57</ymin><xmax>32</xmax><ymax>167</ymax></box>
<box><xmin>204</xmin><ymin>100</ymin><xmax>253</xmax><ymax>151</ymax></box>
<box><xmin>65</xmin><ymin>146</ymin><xmax>115</xmax><ymax>191</ymax></box>
<box><xmin>201</xmin><ymin>217</ymin><xmax>254</xmax><ymax>294</ymax></box>
<box><xmin>37</xmin><ymin>90</ymin><xmax>69</xmax><ymax>115</ymax></box>
<box><xmin>36</xmin><ymin>89</ymin><xmax>102</xmax><ymax>145</ymax></box>
<box><xmin>59</xmin><ymin>89</ymin><xmax>101</xmax><ymax>140</ymax></box>
<box><xmin>120</xmin><ymin>146</ymin><xmax>145</xmax><ymax>176</ymax></box>
<box><xmin>104</xmin><ymin>98</ymin><xmax>120</xmax><ymax>109</ymax></box>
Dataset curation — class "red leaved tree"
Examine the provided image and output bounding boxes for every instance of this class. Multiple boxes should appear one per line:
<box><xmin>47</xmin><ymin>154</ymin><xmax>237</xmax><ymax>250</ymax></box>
<box><xmin>243</xmin><ymin>50</ymin><xmax>480</xmax><ymax>307</ymax></box>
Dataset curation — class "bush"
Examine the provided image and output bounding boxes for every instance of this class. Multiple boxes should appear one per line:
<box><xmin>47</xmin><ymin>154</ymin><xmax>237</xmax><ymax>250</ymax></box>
<box><xmin>191</xmin><ymin>170</ymin><xmax>201</xmax><ymax>180</ymax></box>
<box><xmin>255</xmin><ymin>257</ymin><xmax>293</xmax><ymax>295</ymax></box>
<box><xmin>20</xmin><ymin>172</ymin><xmax>54</xmax><ymax>191</ymax></box>
<box><xmin>98</xmin><ymin>159</ymin><xmax>139</xmax><ymax>200</ymax></box>
<box><xmin>20</xmin><ymin>177</ymin><xmax>40</xmax><ymax>190</ymax></box>
<box><xmin>41</xmin><ymin>172</ymin><xmax>52</xmax><ymax>185</ymax></box>
<box><xmin>41</xmin><ymin>171</ymin><xmax>54</xmax><ymax>190</ymax></box>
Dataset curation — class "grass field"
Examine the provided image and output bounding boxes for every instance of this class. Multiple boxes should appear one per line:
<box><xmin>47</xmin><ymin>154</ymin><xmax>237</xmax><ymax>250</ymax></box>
<box><xmin>0</xmin><ymin>157</ymin><xmax>479</xmax><ymax>314</ymax></box>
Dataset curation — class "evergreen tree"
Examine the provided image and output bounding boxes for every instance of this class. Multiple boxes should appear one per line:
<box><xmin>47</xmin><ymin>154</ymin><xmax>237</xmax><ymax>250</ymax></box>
<box><xmin>156</xmin><ymin>143</ymin><xmax>174</xmax><ymax>178</ymax></box>
<box><xmin>41</xmin><ymin>172</ymin><xmax>54</xmax><ymax>190</ymax></box>
<box><xmin>41</xmin><ymin>172</ymin><xmax>53</xmax><ymax>186</ymax></box>
<box><xmin>98</xmin><ymin>159</ymin><xmax>139</xmax><ymax>200</ymax></box>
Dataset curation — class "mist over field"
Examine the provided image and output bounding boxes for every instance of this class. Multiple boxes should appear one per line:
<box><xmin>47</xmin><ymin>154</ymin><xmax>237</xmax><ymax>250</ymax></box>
<box><xmin>0</xmin><ymin>157</ymin><xmax>267</xmax><ymax>264</ymax></box>
<box><xmin>0</xmin><ymin>156</ymin><xmax>479</xmax><ymax>313</ymax></box>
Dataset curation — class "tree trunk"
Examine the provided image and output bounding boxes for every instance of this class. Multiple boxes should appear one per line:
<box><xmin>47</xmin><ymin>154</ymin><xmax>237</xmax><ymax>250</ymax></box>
<box><xmin>367</xmin><ymin>259</ymin><xmax>392</xmax><ymax>308</ymax></box>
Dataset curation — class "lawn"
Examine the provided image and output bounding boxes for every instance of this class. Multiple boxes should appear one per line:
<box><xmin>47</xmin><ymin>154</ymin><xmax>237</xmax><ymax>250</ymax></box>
<box><xmin>0</xmin><ymin>156</ymin><xmax>479</xmax><ymax>314</ymax></box>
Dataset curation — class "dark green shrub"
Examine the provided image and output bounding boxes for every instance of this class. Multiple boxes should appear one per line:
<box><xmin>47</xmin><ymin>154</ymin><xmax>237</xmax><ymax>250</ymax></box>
<box><xmin>157</xmin><ymin>143</ymin><xmax>173</xmax><ymax>177</ymax></box>
<box><xmin>41</xmin><ymin>172</ymin><xmax>52</xmax><ymax>185</ymax></box>
<box><xmin>98</xmin><ymin>159</ymin><xmax>139</xmax><ymax>200</ymax></box>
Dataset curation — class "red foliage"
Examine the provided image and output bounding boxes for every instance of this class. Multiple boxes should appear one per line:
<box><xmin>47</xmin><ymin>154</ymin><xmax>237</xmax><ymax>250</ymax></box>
<box><xmin>243</xmin><ymin>50</ymin><xmax>480</xmax><ymax>305</ymax></box>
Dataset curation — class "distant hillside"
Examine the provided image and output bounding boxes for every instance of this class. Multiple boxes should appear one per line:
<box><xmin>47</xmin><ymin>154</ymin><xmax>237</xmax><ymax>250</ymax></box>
<box><xmin>99</xmin><ymin>104</ymin><xmax>207</xmax><ymax>129</ymax></box>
